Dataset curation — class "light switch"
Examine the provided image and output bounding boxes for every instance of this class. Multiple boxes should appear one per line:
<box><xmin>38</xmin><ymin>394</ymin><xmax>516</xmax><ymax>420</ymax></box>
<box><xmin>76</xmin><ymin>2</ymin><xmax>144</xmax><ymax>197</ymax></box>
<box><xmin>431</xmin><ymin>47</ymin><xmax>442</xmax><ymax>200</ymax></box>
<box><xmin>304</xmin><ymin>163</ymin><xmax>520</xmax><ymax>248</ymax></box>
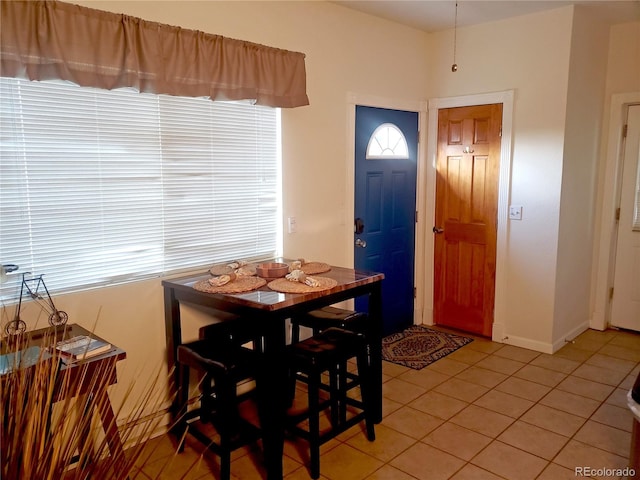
<box><xmin>509</xmin><ymin>205</ymin><xmax>523</xmax><ymax>220</ymax></box>
<box><xmin>287</xmin><ymin>216</ymin><xmax>297</xmax><ymax>233</ymax></box>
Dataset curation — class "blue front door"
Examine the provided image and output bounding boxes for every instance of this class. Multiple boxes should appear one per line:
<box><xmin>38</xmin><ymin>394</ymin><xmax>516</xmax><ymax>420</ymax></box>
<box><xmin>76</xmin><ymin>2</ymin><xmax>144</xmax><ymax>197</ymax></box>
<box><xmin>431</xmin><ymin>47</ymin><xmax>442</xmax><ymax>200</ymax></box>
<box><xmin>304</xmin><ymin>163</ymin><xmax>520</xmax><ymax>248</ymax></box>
<box><xmin>354</xmin><ymin>106</ymin><xmax>418</xmax><ymax>335</ymax></box>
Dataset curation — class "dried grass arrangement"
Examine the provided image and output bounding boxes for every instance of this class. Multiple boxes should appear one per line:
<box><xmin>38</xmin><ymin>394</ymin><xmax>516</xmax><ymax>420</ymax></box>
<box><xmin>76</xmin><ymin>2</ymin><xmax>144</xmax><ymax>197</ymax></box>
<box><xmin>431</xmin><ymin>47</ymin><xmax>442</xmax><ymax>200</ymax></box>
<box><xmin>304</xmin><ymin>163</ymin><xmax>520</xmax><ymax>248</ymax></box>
<box><xmin>0</xmin><ymin>328</ymin><xmax>181</xmax><ymax>480</ymax></box>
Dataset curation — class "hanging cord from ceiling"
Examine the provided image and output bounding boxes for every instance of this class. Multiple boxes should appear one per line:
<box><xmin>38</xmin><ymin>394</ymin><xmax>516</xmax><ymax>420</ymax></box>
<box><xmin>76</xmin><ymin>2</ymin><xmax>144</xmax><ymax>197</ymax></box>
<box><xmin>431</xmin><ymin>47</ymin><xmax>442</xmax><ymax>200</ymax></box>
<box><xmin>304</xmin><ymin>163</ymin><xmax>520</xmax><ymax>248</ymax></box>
<box><xmin>452</xmin><ymin>1</ymin><xmax>459</xmax><ymax>72</ymax></box>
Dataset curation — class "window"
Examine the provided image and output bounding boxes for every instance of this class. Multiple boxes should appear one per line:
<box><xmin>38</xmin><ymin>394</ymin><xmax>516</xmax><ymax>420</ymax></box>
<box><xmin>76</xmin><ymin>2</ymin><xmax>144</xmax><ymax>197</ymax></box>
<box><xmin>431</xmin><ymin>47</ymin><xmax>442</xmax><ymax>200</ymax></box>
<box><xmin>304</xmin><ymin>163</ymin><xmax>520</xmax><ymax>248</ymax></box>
<box><xmin>365</xmin><ymin>123</ymin><xmax>409</xmax><ymax>159</ymax></box>
<box><xmin>0</xmin><ymin>77</ymin><xmax>281</xmax><ymax>299</ymax></box>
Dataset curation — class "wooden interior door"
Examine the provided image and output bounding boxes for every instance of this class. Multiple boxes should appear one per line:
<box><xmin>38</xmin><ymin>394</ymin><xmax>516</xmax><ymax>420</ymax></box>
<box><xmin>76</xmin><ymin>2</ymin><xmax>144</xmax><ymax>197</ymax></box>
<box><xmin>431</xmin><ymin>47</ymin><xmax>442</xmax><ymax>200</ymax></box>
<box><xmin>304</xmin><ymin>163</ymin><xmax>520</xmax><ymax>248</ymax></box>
<box><xmin>434</xmin><ymin>104</ymin><xmax>502</xmax><ymax>337</ymax></box>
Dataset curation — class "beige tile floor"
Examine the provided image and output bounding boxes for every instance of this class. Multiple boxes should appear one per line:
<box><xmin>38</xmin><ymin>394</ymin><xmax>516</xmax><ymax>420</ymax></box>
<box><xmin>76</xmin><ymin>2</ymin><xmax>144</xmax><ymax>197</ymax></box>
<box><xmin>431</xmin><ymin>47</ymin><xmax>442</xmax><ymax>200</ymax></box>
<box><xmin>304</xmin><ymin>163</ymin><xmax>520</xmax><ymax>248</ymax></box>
<box><xmin>133</xmin><ymin>327</ymin><xmax>640</xmax><ymax>480</ymax></box>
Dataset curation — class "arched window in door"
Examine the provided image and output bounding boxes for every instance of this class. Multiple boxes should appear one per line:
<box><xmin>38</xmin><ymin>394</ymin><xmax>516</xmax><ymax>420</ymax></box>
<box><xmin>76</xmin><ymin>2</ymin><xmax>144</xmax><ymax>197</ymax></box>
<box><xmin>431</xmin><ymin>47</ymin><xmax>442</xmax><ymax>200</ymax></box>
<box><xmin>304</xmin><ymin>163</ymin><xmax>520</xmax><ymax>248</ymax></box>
<box><xmin>365</xmin><ymin>123</ymin><xmax>409</xmax><ymax>159</ymax></box>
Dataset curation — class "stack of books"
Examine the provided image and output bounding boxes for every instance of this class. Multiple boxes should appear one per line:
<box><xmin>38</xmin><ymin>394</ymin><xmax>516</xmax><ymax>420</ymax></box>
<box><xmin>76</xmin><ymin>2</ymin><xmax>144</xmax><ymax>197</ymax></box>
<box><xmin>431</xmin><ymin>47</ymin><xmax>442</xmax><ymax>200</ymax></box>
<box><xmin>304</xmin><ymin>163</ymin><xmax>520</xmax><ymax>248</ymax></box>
<box><xmin>54</xmin><ymin>335</ymin><xmax>112</xmax><ymax>362</ymax></box>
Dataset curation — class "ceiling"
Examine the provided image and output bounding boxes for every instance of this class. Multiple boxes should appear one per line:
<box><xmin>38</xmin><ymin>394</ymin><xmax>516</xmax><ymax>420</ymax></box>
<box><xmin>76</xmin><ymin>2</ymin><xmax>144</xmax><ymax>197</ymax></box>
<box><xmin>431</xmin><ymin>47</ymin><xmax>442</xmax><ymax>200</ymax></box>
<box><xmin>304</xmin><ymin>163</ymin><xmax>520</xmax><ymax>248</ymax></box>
<box><xmin>332</xmin><ymin>0</ymin><xmax>640</xmax><ymax>33</ymax></box>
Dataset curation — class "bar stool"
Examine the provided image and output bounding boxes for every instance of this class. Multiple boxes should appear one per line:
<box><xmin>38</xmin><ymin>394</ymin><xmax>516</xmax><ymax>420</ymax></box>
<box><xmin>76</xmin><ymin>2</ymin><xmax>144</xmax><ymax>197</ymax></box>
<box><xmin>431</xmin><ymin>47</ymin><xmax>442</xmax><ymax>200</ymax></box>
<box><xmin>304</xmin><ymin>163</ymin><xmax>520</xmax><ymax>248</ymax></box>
<box><xmin>289</xmin><ymin>307</ymin><xmax>370</xmax><ymax>398</ymax></box>
<box><xmin>175</xmin><ymin>323</ymin><xmax>262</xmax><ymax>480</ymax></box>
<box><xmin>290</xmin><ymin>306</ymin><xmax>369</xmax><ymax>343</ymax></box>
<box><xmin>286</xmin><ymin>327</ymin><xmax>375</xmax><ymax>479</ymax></box>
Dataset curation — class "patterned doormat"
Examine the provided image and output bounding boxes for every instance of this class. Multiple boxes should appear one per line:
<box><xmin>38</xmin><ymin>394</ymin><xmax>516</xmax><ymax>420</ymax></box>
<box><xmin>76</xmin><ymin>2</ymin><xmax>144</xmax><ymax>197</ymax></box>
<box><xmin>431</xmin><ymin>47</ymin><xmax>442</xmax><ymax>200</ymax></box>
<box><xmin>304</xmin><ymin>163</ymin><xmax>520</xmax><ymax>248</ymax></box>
<box><xmin>382</xmin><ymin>325</ymin><xmax>474</xmax><ymax>370</ymax></box>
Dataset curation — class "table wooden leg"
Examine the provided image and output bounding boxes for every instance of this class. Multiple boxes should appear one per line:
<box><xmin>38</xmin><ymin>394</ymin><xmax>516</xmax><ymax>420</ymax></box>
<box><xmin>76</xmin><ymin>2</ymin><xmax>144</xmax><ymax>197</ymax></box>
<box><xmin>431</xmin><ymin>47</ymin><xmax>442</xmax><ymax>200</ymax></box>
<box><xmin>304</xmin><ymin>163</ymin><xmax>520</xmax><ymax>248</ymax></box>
<box><xmin>368</xmin><ymin>282</ymin><xmax>383</xmax><ymax>423</ymax></box>
<box><xmin>256</xmin><ymin>321</ymin><xmax>286</xmax><ymax>480</ymax></box>
<box><xmin>163</xmin><ymin>287</ymin><xmax>182</xmax><ymax>425</ymax></box>
<box><xmin>70</xmin><ymin>393</ymin><xmax>97</xmax><ymax>469</ymax></box>
<box><xmin>96</xmin><ymin>392</ymin><xmax>129</xmax><ymax>480</ymax></box>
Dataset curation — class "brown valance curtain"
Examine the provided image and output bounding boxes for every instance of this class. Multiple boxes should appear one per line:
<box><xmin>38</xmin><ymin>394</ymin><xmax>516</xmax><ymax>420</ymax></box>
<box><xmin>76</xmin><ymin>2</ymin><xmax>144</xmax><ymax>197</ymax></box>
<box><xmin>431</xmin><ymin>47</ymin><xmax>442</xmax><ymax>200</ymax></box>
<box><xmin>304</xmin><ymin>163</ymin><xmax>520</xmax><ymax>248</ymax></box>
<box><xmin>0</xmin><ymin>0</ymin><xmax>309</xmax><ymax>108</ymax></box>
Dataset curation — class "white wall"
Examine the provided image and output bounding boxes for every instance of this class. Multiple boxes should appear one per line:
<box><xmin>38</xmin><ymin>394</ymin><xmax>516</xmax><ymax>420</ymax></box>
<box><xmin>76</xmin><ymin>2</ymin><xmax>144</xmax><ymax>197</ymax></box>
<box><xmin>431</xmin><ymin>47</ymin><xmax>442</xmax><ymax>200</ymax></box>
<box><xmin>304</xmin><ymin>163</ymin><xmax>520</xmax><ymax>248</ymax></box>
<box><xmin>78</xmin><ymin>0</ymin><xmax>430</xmax><ymax>267</ymax></box>
<box><xmin>424</xmin><ymin>7</ymin><xmax>574</xmax><ymax>349</ymax></box>
<box><xmin>6</xmin><ymin>0</ymin><xmax>430</xmax><ymax>420</ymax></box>
<box><xmin>590</xmin><ymin>20</ymin><xmax>640</xmax><ymax>329</ymax></box>
<box><xmin>423</xmin><ymin>8</ymin><xmax>639</xmax><ymax>351</ymax></box>
<box><xmin>553</xmin><ymin>6</ymin><xmax>610</xmax><ymax>348</ymax></box>
<box><xmin>605</xmin><ymin>21</ymin><xmax>640</xmax><ymax>95</ymax></box>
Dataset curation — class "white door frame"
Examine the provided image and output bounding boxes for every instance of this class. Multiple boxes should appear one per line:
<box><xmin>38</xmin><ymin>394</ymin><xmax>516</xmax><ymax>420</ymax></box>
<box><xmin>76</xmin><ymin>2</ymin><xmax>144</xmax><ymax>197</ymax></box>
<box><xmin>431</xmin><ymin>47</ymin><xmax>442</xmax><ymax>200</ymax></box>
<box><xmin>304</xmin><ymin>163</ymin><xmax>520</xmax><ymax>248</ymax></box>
<box><xmin>592</xmin><ymin>92</ymin><xmax>640</xmax><ymax>330</ymax></box>
<box><xmin>345</xmin><ymin>92</ymin><xmax>427</xmax><ymax>325</ymax></box>
<box><xmin>426</xmin><ymin>90</ymin><xmax>514</xmax><ymax>343</ymax></box>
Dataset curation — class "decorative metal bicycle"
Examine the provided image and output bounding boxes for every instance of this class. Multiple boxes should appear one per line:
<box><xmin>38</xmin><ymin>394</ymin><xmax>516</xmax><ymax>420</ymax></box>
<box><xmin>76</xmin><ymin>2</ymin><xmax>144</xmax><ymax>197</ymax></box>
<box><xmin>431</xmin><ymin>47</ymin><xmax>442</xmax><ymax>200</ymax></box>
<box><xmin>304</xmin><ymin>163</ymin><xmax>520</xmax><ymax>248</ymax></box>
<box><xmin>4</xmin><ymin>273</ymin><xmax>68</xmax><ymax>335</ymax></box>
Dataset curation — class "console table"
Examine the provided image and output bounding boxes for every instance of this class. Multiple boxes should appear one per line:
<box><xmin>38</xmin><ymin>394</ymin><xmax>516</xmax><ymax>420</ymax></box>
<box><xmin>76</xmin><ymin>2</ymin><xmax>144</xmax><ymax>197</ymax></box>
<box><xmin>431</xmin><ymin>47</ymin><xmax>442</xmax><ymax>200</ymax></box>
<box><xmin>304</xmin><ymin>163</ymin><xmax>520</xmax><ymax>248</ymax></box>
<box><xmin>1</xmin><ymin>323</ymin><xmax>127</xmax><ymax>477</ymax></box>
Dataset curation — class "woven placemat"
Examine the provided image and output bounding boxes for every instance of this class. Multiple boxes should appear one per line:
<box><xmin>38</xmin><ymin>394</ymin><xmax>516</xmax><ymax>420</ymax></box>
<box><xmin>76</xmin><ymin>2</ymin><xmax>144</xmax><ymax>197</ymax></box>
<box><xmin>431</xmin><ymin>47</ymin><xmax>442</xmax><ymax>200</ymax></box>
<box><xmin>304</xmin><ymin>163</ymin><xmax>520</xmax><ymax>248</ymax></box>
<box><xmin>267</xmin><ymin>277</ymin><xmax>337</xmax><ymax>293</ymax></box>
<box><xmin>209</xmin><ymin>264</ymin><xmax>257</xmax><ymax>276</ymax></box>
<box><xmin>300</xmin><ymin>262</ymin><xmax>331</xmax><ymax>275</ymax></box>
<box><xmin>193</xmin><ymin>276</ymin><xmax>266</xmax><ymax>294</ymax></box>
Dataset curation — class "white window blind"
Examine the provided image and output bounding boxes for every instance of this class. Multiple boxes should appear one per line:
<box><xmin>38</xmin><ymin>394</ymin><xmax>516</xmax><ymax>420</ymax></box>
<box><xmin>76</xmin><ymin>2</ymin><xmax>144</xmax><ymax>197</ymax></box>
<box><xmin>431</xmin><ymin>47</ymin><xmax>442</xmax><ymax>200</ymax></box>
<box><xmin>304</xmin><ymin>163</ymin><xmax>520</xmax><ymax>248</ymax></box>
<box><xmin>0</xmin><ymin>77</ymin><xmax>280</xmax><ymax>299</ymax></box>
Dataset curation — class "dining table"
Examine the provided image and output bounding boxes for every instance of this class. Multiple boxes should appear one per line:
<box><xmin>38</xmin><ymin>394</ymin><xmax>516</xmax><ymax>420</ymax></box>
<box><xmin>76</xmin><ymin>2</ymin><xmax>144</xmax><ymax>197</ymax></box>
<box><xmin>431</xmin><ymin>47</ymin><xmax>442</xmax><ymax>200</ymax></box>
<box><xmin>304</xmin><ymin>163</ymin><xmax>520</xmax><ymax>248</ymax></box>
<box><xmin>162</xmin><ymin>260</ymin><xmax>384</xmax><ymax>480</ymax></box>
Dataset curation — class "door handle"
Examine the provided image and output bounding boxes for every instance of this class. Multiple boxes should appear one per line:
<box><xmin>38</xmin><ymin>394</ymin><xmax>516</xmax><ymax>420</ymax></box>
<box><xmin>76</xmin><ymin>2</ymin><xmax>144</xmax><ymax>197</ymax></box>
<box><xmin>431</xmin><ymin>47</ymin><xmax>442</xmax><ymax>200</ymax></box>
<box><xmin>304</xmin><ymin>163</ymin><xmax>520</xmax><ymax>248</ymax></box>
<box><xmin>355</xmin><ymin>238</ymin><xmax>367</xmax><ymax>248</ymax></box>
<box><xmin>433</xmin><ymin>226</ymin><xmax>444</xmax><ymax>234</ymax></box>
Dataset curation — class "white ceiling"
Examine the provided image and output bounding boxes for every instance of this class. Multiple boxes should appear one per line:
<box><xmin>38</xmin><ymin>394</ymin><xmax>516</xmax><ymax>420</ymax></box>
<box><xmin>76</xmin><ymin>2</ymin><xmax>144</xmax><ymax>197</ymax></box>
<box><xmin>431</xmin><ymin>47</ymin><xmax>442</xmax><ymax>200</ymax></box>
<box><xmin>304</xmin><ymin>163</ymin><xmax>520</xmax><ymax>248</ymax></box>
<box><xmin>332</xmin><ymin>0</ymin><xmax>640</xmax><ymax>33</ymax></box>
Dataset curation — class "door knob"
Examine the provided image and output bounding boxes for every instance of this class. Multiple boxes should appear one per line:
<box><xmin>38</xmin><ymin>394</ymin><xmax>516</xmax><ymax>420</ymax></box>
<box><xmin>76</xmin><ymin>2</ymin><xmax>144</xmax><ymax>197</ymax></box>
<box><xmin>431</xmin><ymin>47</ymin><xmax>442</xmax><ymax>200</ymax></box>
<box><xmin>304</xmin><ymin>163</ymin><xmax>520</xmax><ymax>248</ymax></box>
<box><xmin>355</xmin><ymin>238</ymin><xmax>367</xmax><ymax>248</ymax></box>
<box><xmin>433</xmin><ymin>226</ymin><xmax>444</xmax><ymax>234</ymax></box>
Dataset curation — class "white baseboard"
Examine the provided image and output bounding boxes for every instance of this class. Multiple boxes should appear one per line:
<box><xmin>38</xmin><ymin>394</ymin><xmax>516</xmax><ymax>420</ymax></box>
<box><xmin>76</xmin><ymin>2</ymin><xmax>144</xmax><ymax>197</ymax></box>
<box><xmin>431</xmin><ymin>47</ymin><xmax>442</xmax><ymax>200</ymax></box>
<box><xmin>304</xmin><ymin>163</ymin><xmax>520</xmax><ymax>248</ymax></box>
<box><xmin>492</xmin><ymin>321</ymin><xmax>506</xmax><ymax>344</ymax></box>
<box><xmin>589</xmin><ymin>309</ymin><xmax>608</xmax><ymax>331</ymax></box>
<box><xmin>499</xmin><ymin>333</ymin><xmax>554</xmax><ymax>354</ymax></box>
<box><xmin>497</xmin><ymin>320</ymin><xmax>590</xmax><ymax>354</ymax></box>
<box><xmin>551</xmin><ymin>321</ymin><xmax>590</xmax><ymax>353</ymax></box>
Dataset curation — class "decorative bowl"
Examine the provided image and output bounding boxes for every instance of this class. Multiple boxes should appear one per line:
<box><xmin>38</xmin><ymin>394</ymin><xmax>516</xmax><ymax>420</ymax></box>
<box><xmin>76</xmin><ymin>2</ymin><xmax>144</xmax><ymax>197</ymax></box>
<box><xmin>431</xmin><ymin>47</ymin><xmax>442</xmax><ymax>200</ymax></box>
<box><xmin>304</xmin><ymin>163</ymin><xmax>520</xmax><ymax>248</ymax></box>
<box><xmin>256</xmin><ymin>262</ymin><xmax>289</xmax><ymax>279</ymax></box>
